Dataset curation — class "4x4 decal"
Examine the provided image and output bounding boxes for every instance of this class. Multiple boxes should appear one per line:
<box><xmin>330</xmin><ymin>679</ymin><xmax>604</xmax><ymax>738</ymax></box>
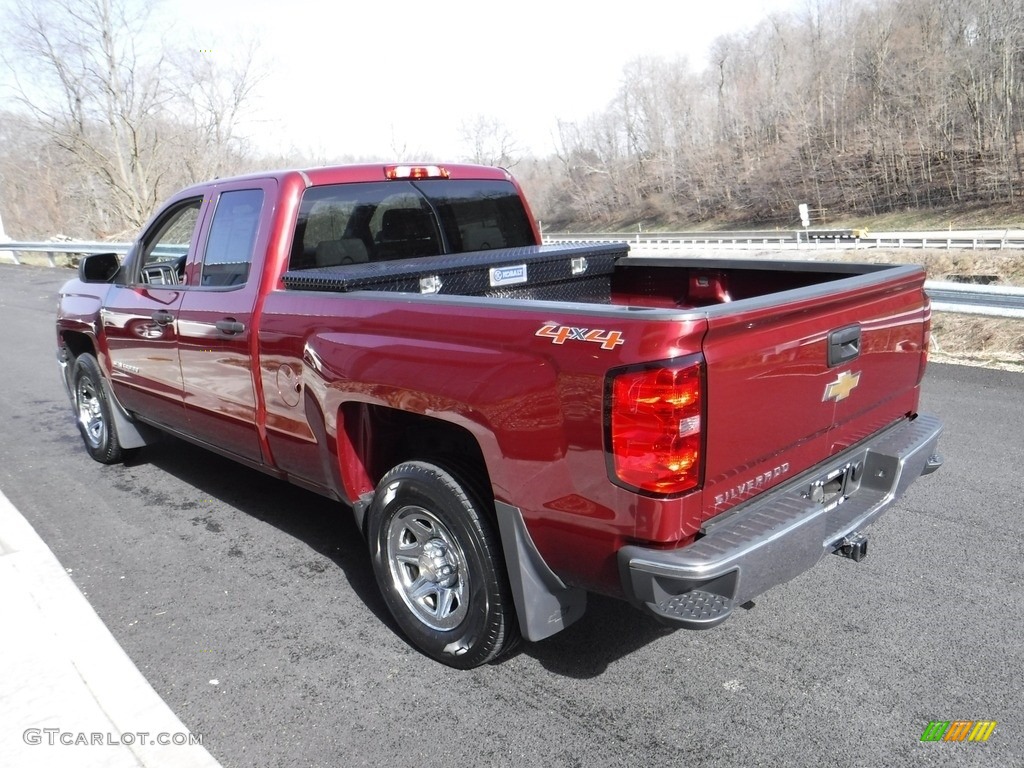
<box><xmin>536</xmin><ymin>324</ymin><xmax>625</xmax><ymax>350</ymax></box>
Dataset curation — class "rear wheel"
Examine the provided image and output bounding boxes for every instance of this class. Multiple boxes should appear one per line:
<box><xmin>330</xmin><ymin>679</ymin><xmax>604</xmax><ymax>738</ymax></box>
<box><xmin>367</xmin><ymin>461</ymin><xmax>517</xmax><ymax>669</ymax></box>
<box><xmin>72</xmin><ymin>353</ymin><xmax>125</xmax><ymax>464</ymax></box>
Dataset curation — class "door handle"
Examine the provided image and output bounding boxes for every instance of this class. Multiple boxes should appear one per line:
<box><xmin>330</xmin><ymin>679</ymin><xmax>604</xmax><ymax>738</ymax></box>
<box><xmin>828</xmin><ymin>324</ymin><xmax>861</xmax><ymax>367</ymax></box>
<box><xmin>152</xmin><ymin>310</ymin><xmax>174</xmax><ymax>326</ymax></box>
<box><xmin>216</xmin><ymin>319</ymin><xmax>245</xmax><ymax>334</ymax></box>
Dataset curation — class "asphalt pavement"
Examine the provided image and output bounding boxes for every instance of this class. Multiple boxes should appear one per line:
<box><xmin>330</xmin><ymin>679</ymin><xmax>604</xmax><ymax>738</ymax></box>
<box><xmin>0</xmin><ymin>262</ymin><xmax>1021</xmax><ymax>767</ymax></box>
<box><xmin>0</xmin><ymin>486</ymin><xmax>221</xmax><ymax>768</ymax></box>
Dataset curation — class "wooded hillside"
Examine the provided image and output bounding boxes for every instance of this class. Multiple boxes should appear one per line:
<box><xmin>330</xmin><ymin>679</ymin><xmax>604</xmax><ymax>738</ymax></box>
<box><xmin>535</xmin><ymin>0</ymin><xmax>1024</xmax><ymax>229</ymax></box>
<box><xmin>2</xmin><ymin>0</ymin><xmax>1023</xmax><ymax>238</ymax></box>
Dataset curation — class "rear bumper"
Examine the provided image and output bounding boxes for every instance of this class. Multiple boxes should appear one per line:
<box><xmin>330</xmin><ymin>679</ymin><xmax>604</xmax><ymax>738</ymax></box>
<box><xmin>618</xmin><ymin>413</ymin><xmax>943</xmax><ymax>628</ymax></box>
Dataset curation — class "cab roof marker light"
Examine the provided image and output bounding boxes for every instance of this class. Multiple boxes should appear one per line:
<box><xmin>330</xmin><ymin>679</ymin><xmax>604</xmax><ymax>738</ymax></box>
<box><xmin>385</xmin><ymin>165</ymin><xmax>450</xmax><ymax>180</ymax></box>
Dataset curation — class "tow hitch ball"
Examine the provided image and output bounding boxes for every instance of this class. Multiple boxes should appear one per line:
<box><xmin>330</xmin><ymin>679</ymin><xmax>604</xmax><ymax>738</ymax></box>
<box><xmin>834</xmin><ymin>532</ymin><xmax>869</xmax><ymax>562</ymax></box>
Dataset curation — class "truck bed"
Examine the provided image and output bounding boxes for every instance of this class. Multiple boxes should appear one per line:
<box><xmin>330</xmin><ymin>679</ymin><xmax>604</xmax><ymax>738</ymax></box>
<box><xmin>281</xmin><ymin>242</ymin><xmax>905</xmax><ymax>311</ymax></box>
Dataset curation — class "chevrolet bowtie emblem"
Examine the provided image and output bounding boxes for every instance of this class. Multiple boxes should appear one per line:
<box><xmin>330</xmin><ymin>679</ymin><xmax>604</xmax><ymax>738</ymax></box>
<box><xmin>823</xmin><ymin>370</ymin><xmax>861</xmax><ymax>402</ymax></box>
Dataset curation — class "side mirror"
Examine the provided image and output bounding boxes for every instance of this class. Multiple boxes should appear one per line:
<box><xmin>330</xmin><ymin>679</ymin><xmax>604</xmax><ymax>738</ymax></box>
<box><xmin>79</xmin><ymin>252</ymin><xmax>121</xmax><ymax>283</ymax></box>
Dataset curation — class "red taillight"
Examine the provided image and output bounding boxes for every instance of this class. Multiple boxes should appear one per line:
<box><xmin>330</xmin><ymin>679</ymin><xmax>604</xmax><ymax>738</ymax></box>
<box><xmin>609</xmin><ymin>360</ymin><xmax>703</xmax><ymax>495</ymax></box>
<box><xmin>385</xmin><ymin>165</ymin><xmax>450</xmax><ymax>180</ymax></box>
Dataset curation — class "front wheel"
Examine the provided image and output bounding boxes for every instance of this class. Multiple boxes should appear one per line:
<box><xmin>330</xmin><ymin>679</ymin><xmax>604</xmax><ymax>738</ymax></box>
<box><xmin>367</xmin><ymin>461</ymin><xmax>518</xmax><ymax>669</ymax></box>
<box><xmin>72</xmin><ymin>353</ymin><xmax>125</xmax><ymax>464</ymax></box>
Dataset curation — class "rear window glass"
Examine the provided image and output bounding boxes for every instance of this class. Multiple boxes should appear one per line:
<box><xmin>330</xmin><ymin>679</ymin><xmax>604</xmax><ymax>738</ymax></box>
<box><xmin>289</xmin><ymin>179</ymin><xmax>533</xmax><ymax>270</ymax></box>
<box><xmin>413</xmin><ymin>179</ymin><xmax>535</xmax><ymax>253</ymax></box>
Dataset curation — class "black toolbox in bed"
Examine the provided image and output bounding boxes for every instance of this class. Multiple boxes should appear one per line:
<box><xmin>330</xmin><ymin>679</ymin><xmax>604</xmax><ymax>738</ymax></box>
<box><xmin>282</xmin><ymin>242</ymin><xmax>627</xmax><ymax>301</ymax></box>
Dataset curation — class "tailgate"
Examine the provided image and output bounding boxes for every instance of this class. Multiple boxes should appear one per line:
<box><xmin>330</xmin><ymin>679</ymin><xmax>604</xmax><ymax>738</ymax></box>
<box><xmin>700</xmin><ymin>265</ymin><xmax>929</xmax><ymax>522</ymax></box>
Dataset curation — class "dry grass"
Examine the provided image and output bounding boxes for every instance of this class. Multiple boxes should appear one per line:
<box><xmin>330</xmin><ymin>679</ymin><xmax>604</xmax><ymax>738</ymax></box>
<box><xmin>928</xmin><ymin>315</ymin><xmax>1024</xmax><ymax>371</ymax></box>
<box><xmin>820</xmin><ymin>248</ymin><xmax>1024</xmax><ymax>287</ymax></box>
<box><xmin>816</xmin><ymin>203</ymin><xmax>1024</xmax><ymax>233</ymax></box>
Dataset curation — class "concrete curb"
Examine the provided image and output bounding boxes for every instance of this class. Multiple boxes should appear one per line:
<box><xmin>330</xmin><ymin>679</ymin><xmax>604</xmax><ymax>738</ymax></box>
<box><xmin>0</xmin><ymin>488</ymin><xmax>223</xmax><ymax>768</ymax></box>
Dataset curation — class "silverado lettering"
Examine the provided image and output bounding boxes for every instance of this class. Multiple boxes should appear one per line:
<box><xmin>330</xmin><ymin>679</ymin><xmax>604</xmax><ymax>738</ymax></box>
<box><xmin>56</xmin><ymin>163</ymin><xmax>943</xmax><ymax>669</ymax></box>
<box><xmin>714</xmin><ymin>463</ymin><xmax>791</xmax><ymax>506</ymax></box>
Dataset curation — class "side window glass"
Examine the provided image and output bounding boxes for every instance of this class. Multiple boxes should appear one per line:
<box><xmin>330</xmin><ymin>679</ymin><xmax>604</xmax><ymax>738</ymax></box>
<box><xmin>138</xmin><ymin>199</ymin><xmax>203</xmax><ymax>285</ymax></box>
<box><xmin>200</xmin><ymin>189</ymin><xmax>264</xmax><ymax>287</ymax></box>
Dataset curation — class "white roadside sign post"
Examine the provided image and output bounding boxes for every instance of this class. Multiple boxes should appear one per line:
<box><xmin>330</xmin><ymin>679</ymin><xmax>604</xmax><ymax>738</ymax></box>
<box><xmin>797</xmin><ymin>203</ymin><xmax>810</xmax><ymax>246</ymax></box>
<box><xmin>0</xmin><ymin>210</ymin><xmax>17</xmax><ymax>264</ymax></box>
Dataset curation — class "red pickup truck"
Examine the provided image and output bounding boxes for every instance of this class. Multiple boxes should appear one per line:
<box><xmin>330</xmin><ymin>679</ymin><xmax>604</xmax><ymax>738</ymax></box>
<box><xmin>57</xmin><ymin>163</ymin><xmax>942</xmax><ymax>668</ymax></box>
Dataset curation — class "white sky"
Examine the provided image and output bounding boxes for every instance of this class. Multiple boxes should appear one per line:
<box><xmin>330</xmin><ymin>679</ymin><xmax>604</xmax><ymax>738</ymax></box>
<box><xmin>163</xmin><ymin>0</ymin><xmax>806</xmax><ymax>161</ymax></box>
<box><xmin>2</xmin><ymin>0</ymin><xmax>808</xmax><ymax>161</ymax></box>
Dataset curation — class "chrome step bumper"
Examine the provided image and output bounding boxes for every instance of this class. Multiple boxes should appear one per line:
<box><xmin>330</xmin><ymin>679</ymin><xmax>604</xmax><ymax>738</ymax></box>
<box><xmin>618</xmin><ymin>413</ymin><xmax>943</xmax><ymax>628</ymax></box>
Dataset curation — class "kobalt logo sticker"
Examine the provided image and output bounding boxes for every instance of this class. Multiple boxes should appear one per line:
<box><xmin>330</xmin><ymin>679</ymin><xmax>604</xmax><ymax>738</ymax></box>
<box><xmin>490</xmin><ymin>264</ymin><xmax>528</xmax><ymax>287</ymax></box>
<box><xmin>536</xmin><ymin>324</ymin><xmax>625</xmax><ymax>350</ymax></box>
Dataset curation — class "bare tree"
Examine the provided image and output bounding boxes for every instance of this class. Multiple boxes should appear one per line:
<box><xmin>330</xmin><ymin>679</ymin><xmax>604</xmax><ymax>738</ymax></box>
<box><xmin>459</xmin><ymin>115</ymin><xmax>520</xmax><ymax>168</ymax></box>
<box><xmin>1</xmin><ymin>0</ymin><xmax>263</xmax><ymax>236</ymax></box>
<box><xmin>170</xmin><ymin>39</ymin><xmax>265</xmax><ymax>181</ymax></box>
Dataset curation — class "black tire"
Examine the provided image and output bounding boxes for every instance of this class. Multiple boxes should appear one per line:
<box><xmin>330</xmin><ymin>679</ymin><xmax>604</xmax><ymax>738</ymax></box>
<box><xmin>72</xmin><ymin>353</ymin><xmax>125</xmax><ymax>464</ymax></box>
<box><xmin>367</xmin><ymin>461</ymin><xmax>518</xmax><ymax>669</ymax></box>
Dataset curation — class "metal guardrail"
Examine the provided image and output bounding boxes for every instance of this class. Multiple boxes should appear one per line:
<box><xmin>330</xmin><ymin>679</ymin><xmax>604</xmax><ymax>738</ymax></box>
<box><xmin>5</xmin><ymin>231</ymin><xmax>1023</xmax><ymax>263</ymax></box>
<box><xmin>925</xmin><ymin>281</ymin><xmax>1024</xmax><ymax>318</ymax></box>
<box><xmin>545</xmin><ymin>234</ymin><xmax>1024</xmax><ymax>317</ymax></box>
<box><xmin>3</xmin><ymin>237</ymin><xmax>1023</xmax><ymax>317</ymax></box>
<box><xmin>0</xmin><ymin>241</ymin><xmax>133</xmax><ymax>267</ymax></box>
<box><xmin>544</xmin><ymin>231</ymin><xmax>1024</xmax><ymax>250</ymax></box>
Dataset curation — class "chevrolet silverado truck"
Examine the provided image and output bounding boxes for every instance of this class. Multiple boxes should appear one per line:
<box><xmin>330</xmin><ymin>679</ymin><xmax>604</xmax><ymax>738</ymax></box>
<box><xmin>56</xmin><ymin>163</ymin><xmax>943</xmax><ymax>668</ymax></box>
